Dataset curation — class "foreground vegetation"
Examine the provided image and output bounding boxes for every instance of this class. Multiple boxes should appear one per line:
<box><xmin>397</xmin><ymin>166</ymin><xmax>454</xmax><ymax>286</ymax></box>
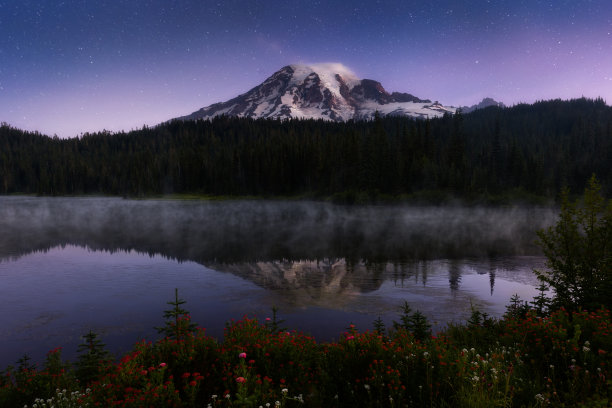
<box><xmin>1</xmin><ymin>298</ymin><xmax>610</xmax><ymax>408</ymax></box>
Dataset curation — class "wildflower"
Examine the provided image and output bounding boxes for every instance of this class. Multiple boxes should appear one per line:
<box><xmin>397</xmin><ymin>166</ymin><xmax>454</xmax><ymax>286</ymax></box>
<box><xmin>583</xmin><ymin>346</ymin><xmax>591</xmax><ymax>352</ymax></box>
<box><xmin>423</xmin><ymin>351</ymin><xmax>429</xmax><ymax>359</ymax></box>
<box><xmin>159</xmin><ymin>362</ymin><xmax>167</xmax><ymax>368</ymax></box>
<box><xmin>275</xmin><ymin>401</ymin><xmax>281</xmax><ymax>407</ymax></box>
<box><xmin>189</xmin><ymin>380</ymin><xmax>197</xmax><ymax>386</ymax></box>
<box><xmin>364</xmin><ymin>384</ymin><xmax>370</xmax><ymax>390</ymax></box>
<box><xmin>550</xmin><ymin>365</ymin><xmax>554</xmax><ymax>370</ymax></box>
<box><xmin>236</xmin><ymin>377</ymin><xmax>247</xmax><ymax>383</ymax></box>
<box><xmin>346</xmin><ymin>335</ymin><xmax>355</xmax><ymax>340</ymax></box>
<box><xmin>239</xmin><ymin>352</ymin><xmax>247</xmax><ymax>359</ymax></box>
<box><xmin>281</xmin><ymin>388</ymin><xmax>288</xmax><ymax>394</ymax></box>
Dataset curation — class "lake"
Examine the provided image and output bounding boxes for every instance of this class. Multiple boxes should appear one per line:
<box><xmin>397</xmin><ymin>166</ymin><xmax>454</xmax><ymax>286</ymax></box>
<box><xmin>0</xmin><ymin>197</ymin><xmax>557</xmax><ymax>367</ymax></box>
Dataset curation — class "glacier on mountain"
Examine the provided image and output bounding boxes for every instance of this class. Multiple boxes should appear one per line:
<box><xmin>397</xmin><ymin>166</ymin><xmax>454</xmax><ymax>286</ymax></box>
<box><xmin>179</xmin><ymin>63</ymin><xmax>457</xmax><ymax>122</ymax></box>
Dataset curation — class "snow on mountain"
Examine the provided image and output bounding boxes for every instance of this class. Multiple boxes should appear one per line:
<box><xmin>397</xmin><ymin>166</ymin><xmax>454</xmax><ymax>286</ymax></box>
<box><xmin>179</xmin><ymin>63</ymin><xmax>456</xmax><ymax>122</ymax></box>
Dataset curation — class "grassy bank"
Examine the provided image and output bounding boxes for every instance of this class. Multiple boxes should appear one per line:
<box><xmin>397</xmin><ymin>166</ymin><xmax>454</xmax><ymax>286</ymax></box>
<box><xmin>1</xmin><ymin>304</ymin><xmax>610</xmax><ymax>407</ymax></box>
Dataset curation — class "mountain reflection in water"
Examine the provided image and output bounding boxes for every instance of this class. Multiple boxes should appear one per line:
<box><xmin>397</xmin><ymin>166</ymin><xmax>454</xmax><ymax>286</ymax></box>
<box><xmin>0</xmin><ymin>197</ymin><xmax>556</xmax><ymax>366</ymax></box>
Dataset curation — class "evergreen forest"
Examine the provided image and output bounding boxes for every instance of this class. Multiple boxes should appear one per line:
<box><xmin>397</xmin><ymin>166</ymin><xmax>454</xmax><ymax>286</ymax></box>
<box><xmin>1</xmin><ymin>97</ymin><xmax>610</xmax><ymax>201</ymax></box>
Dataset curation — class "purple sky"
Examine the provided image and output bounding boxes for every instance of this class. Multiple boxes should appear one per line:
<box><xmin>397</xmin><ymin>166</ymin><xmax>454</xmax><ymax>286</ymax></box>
<box><xmin>1</xmin><ymin>0</ymin><xmax>611</xmax><ymax>137</ymax></box>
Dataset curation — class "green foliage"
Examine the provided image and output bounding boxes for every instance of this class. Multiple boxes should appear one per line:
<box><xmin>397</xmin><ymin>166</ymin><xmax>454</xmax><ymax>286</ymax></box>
<box><xmin>392</xmin><ymin>301</ymin><xmax>413</xmax><ymax>331</ymax></box>
<box><xmin>392</xmin><ymin>301</ymin><xmax>431</xmax><ymax>341</ymax></box>
<box><xmin>535</xmin><ymin>175</ymin><xmax>612</xmax><ymax>311</ymax></box>
<box><xmin>1</xmin><ymin>98</ymin><xmax>610</xmax><ymax>200</ymax></box>
<box><xmin>504</xmin><ymin>293</ymin><xmax>531</xmax><ymax>319</ymax></box>
<box><xmin>75</xmin><ymin>330</ymin><xmax>111</xmax><ymax>386</ymax></box>
<box><xmin>530</xmin><ymin>283</ymin><xmax>552</xmax><ymax>317</ymax></box>
<box><xmin>467</xmin><ymin>302</ymin><xmax>493</xmax><ymax>328</ymax></box>
<box><xmin>264</xmin><ymin>305</ymin><xmax>286</xmax><ymax>335</ymax></box>
<box><xmin>1</xmin><ymin>304</ymin><xmax>611</xmax><ymax>407</ymax></box>
<box><xmin>372</xmin><ymin>315</ymin><xmax>386</xmax><ymax>336</ymax></box>
<box><xmin>156</xmin><ymin>288</ymin><xmax>198</xmax><ymax>340</ymax></box>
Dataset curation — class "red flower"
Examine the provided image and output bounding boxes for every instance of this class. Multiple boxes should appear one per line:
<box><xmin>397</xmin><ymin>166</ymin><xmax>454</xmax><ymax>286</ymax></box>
<box><xmin>236</xmin><ymin>376</ymin><xmax>247</xmax><ymax>383</ymax></box>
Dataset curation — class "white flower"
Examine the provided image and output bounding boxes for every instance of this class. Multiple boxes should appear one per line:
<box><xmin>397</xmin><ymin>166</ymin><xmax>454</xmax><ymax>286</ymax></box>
<box><xmin>423</xmin><ymin>351</ymin><xmax>429</xmax><ymax>358</ymax></box>
<box><xmin>281</xmin><ymin>388</ymin><xmax>288</xmax><ymax>394</ymax></box>
<box><xmin>535</xmin><ymin>393</ymin><xmax>545</xmax><ymax>402</ymax></box>
<box><xmin>364</xmin><ymin>384</ymin><xmax>370</xmax><ymax>390</ymax></box>
<box><xmin>583</xmin><ymin>346</ymin><xmax>591</xmax><ymax>352</ymax></box>
<box><xmin>275</xmin><ymin>401</ymin><xmax>281</xmax><ymax>407</ymax></box>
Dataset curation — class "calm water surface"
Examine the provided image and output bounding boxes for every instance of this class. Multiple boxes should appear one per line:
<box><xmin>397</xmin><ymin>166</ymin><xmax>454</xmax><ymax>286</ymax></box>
<box><xmin>0</xmin><ymin>197</ymin><xmax>556</xmax><ymax>366</ymax></box>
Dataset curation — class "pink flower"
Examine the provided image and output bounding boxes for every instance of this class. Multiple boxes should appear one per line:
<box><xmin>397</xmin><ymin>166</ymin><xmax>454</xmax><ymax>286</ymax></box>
<box><xmin>347</xmin><ymin>335</ymin><xmax>355</xmax><ymax>340</ymax></box>
<box><xmin>159</xmin><ymin>362</ymin><xmax>167</xmax><ymax>368</ymax></box>
<box><xmin>265</xmin><ymin>318</ymin><xmax>271</xmax><ymax>321</ymax></box>
<box><xmin>239</xmin><ymin>352</ymin><xmax>247</xmax><ymax>359</ymax></box>
<box><xmin>236</xmin><ymin>376</ymin><xmax>246</xmax><ymax>383</ymax></box>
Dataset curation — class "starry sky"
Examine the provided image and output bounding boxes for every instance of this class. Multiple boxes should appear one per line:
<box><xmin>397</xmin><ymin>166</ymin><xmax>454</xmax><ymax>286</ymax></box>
<box><xmin>1</xmin><ymin>0</ymin><xmax>611</xmax><ymax>137</ymax></box>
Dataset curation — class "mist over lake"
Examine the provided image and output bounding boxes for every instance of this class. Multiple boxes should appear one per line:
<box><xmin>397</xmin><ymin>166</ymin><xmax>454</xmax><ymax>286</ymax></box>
<box><xmin>0</xmin><ymin>197</ymin><xmax>557</xmax><ymax>366</ymax></box>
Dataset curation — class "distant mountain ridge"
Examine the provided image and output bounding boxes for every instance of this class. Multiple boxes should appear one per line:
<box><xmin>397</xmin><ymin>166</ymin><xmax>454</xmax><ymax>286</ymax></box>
<box><xmin>461</xmin><ymin>97</ymin><xmax>505</xmax><ymax>113</ymax></box>
<box><xmin>179</xmin><ymin>63</ymin><xmax>456</xmax><ymax>122</ymax></box>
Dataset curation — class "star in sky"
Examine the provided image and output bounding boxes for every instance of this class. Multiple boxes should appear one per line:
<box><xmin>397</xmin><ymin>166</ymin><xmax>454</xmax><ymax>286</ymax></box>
<box><xmin>0</xmin><ymin>0</ymin><xmax>610</xmax><ymax>137</ymax></box>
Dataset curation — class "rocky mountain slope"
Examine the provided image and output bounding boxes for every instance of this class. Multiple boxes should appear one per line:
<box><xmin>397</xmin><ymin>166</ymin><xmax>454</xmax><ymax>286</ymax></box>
<box><xmin>179</xmin><ymin>63</ymin><xmax>456</xmax><ymax>122</ymax></box>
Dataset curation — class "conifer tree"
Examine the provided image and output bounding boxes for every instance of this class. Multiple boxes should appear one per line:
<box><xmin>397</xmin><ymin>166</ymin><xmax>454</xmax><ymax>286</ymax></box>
<box><xmin>76</xmin><ymin>330</ymin><xmax>111</xmax><ymax>386</ymax></box>
<box><xmin>156</xmin><ymin>288</ymin><xmax>198</xmax><ymax>340</ymax></box>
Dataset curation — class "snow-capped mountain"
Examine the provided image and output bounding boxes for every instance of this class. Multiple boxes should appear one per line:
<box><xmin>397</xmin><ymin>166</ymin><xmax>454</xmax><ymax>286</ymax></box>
<box><xmin>179</xmin><ymin>63</ymin><xmax>456</xmax><ymax>122</ymax></box>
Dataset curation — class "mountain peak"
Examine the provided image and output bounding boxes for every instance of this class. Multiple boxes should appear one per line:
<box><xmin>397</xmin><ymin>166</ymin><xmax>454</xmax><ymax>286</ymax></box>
<box><xmin>462</xmin><ymin>97</ymin><xmax>505</xmax><ymax>113</ymax></box>
<box><xmin>179</xmin><ymin>64</ymin><xmax>456</xmax><ymax>122</ymax></box>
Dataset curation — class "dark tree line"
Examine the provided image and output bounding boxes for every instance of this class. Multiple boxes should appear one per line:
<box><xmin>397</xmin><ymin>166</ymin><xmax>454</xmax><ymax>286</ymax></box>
<box><xmin>0</xmin><ymin>97</ymin><xmax>610</xmax><ymax>200</ymax></box>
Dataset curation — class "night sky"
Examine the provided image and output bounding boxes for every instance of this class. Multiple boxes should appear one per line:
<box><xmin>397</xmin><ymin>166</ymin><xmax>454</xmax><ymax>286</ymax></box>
<box><xmin>1</xmin><ymin>0</ymin><xmax>611</xmax><ymax>137</ymax></box>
